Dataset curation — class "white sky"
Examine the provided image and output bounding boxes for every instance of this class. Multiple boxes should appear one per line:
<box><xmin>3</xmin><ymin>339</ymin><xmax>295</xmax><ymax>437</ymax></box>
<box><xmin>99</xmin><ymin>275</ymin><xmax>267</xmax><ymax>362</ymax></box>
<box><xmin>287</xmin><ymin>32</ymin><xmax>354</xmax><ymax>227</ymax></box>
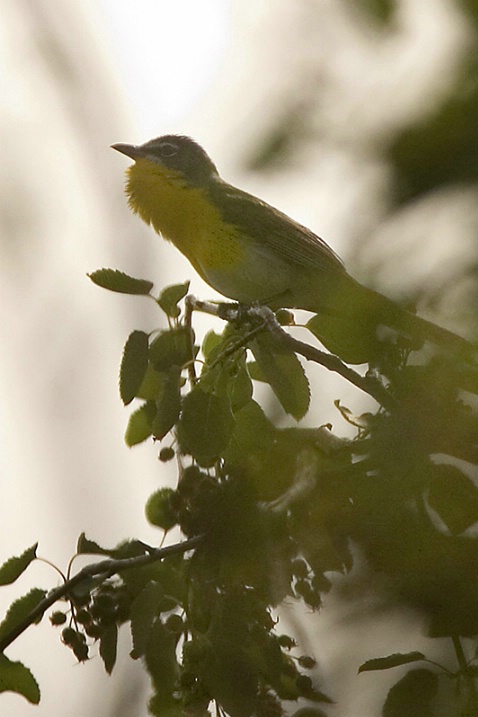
<box><xmin>98</xmin><ymin>0</ymin><xmax>233</xmax><ymax>133</ymax></box>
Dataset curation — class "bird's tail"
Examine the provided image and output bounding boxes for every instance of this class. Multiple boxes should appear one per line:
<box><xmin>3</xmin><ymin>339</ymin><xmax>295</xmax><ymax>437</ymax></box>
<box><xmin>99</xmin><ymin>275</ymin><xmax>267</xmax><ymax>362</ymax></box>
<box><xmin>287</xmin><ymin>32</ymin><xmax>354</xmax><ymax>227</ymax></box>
<box><xmin>361</xmin><ymin>278</ymin><xmax>472</xmax><ymax>356</ymax></box>
<box><xmin>305</xmin><ymin>274</ymin><xmax>476</xmax><ymax>366</ymax></box>
<box><xmin>407</xmin><ymin>311</ymin><xmax>473</xmax><ymax>357</ymax></box>
<box><xmin>350</xmin><ymin>278</ymin><xmax>475</xmax><ymax>362</ymax></box>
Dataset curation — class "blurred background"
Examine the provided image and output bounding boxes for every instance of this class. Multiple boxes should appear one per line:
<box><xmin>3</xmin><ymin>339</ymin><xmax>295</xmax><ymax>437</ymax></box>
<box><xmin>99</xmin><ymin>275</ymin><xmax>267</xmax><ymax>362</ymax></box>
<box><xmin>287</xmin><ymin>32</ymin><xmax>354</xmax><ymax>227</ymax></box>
<box><xmin>1</xmin><ymin>0</ymin><xmax>477</xmax><ymax>715</ymax></box>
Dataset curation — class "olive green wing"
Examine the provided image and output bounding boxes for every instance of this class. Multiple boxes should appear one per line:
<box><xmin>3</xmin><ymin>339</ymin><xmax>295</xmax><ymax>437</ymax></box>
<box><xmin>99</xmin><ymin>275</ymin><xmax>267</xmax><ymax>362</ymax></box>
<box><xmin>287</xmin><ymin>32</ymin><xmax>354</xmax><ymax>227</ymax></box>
<box><xmin>210</xmin><ymin>181</ymin><xmax>346</xmax><ymax>275</ymax></box>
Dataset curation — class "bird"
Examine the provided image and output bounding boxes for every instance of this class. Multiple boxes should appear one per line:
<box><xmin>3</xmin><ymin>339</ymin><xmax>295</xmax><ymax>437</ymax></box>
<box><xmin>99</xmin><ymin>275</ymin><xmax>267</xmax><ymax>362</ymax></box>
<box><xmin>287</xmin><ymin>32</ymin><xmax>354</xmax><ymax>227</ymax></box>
<box><xmin>112</xmin><ymin>134</ymin><xmax>473</xmax><ymax>364</ymax></box>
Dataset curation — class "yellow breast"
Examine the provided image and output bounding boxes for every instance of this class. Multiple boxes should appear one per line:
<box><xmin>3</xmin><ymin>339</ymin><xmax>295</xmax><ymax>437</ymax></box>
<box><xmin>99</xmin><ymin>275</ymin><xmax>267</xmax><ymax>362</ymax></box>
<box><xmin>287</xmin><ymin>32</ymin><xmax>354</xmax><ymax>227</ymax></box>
<box><xmin>125</xmin><ymin>160</ymin><xmax>245</xmax><ymax>280</ymax></box>
<box><xmin>124</xmin><ymin>159</ymin><xmax>296</xmax><ymax>305</ymax></box>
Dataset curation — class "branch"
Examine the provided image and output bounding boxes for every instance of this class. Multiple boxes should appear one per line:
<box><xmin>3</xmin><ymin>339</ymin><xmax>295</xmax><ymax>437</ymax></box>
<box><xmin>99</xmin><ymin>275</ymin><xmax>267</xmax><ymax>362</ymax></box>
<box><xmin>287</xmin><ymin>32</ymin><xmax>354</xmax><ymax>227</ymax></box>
<box><xmin>0</xmin><ymin>535</ymin><xmax>203</xmax><ymax>653</ymax></box>
<box><xmin>187</xmin><ymin>298</ymin><xmax>398</xmax><ymax>412</ymax></box>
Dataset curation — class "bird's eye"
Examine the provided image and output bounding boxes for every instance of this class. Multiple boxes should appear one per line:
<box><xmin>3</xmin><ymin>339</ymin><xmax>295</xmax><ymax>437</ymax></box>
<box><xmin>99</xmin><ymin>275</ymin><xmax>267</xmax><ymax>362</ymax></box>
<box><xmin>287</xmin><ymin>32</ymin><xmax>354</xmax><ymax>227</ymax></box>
<box><xmin>159</xmin><ymin>142</ymin><xmax>179</xmax><ymax>157</ymax></box>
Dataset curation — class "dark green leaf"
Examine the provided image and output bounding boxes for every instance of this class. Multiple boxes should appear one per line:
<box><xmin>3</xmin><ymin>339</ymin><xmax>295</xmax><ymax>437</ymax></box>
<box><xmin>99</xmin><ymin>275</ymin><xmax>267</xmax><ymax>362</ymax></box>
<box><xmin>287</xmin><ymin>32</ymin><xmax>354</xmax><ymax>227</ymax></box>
<box><xmin>290</xmin><ymin>709</ymin><xmax>328</xmax><ymax>717</ymax></box>
<box><xmin>68</xmin><ymin>578</ymin><xmax>105</xmax><ymax>606</ymax></box>
<box><xmin>200</xmin><ymin>345</ymin><xmax>252</xmax><ymax>413</ymax></box>
<box><xmin>387</xmin><ymin>67</ymin><xmax>478</xmax><ymax>203</ymax></box>
<box><xmin>358</xmin><ymin>651</ymin><xmax>425</xmax><ymax>673</ymax></box>
<box><xmin>227</xmin><ymin>363</ymin><xmax>253</xmax><ymax>411</ymax></box>
<box><xmin>152</xmin><ymin>369</ymin><xmax>181</xmax><ymax>440</ymax></box>
<box><xmin>0</xmin><ymin>654</ymin><xmax>40</xmax><ymax>704</ymax></box>
<box><xmin>351</xmin><ymin>0</ymin><xmax>396</xmax><ymax>24</ymax></box>
<box><xmin>0</xmin><ymin>544</ymin><xmax>37</xmax><ymax>586</ymax></box>
<box><xmin>109</xmin><ymin>540</ymin><xmax>151</xmax><ymax>559</ymax></box>
<box><xmin>125</xmin><ymin>401</ymin><xmax>156</xmax><ymax>446</ymax></box>
<box><xmin>99</xmin><ymin>623</ymin><xmax>118</xmax><ymax>674</ymax></box>
<box><xmin>76</xmin><ymin>533</ymin><xmax>111</xmax><ymax>556</ymax></box>
<box><xmin>76</xmin><ymin>535</ymin><xmax>147</xmax><ymax>559</ymax></box>
<box><xmin>306</xmin><ymin>313</ymin><xmax>373</xmax><ymax>365</ymax></box>
<box><xmin>149</xmin><ymin>328</ymin><xmax>194</xmax><ymax>372</ymax></box>
<box><xmin>199</xmin><ymin>643</ymin><xmax>258</xmax><ymax>717</ymax></box>
<box><xmin>145</xmin><ymin>619</ymin><xmax>178</xmax><ymax>698</ymax></box>
<box><xmin>382</xmin><ymin>668</ymin><xmax>438</xmax><ymax>717</ymax></box>
<box><xmin>158</xmin><ymin>281</ymin><xmax>190</xmax><ymax>317</ymax></box>
<box><xmin>250</xmin><ymin>334</ymin><xmax>310</xmax><ymax>420</ymax></box>
<box><xmin>130</xmin><ymin>581</ymin><xmax>164</xmax><ymax>658</ymax></box>
<box><xmin>120</xmin><ymin>331</ymin><xmax>149</xmax><ymax>405</ymax></box>
<box><xmin>145</xmin><ymin>489</ymin><xmax>178</xmax><ymax>530</ymax></box>
<box><xmin>246</xmin><ymin>629</ymin><xmax>284</xmax><ymax>691</ymax></box>
<box><xmin>88</xmin><ymin>269</ymin><xmax>154</xmax><ymax>295</ymax></box>
<box><xmin>148</xmin><ymin>694</ymin><xmax>182</xmax><ymax>717</ymax></box>
<box><xmin>306</xmin><ymin>688</ymin><xmax>334</xmax><ymax>704</ymax></box>
<box><xmin>178</xmin><ymin>388</ymin><xmax>235</xmax><ymax>463</ymax></box>
<box><xmin>0</xmin><ymin>588</ymin><xmax>47</xmax><ymax>642</ymax></box>
<box><xmin>224</xmin><ymin>400</ymin><xmax>274</xmax><ymax>470</ymax></box>
<box><xmin>428</xmin><ymin>464</ymin><xmax>478</xmax><ymax>534</ymax></box>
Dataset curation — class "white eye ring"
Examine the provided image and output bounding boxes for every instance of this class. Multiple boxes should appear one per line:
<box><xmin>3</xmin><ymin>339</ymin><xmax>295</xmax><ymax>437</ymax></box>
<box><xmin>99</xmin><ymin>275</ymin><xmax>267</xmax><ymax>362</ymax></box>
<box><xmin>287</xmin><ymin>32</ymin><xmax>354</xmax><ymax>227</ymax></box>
<box><xmin>159</xmin><ymin>142</ymin><xmax>179</xmax><ymax>157</ymax></box>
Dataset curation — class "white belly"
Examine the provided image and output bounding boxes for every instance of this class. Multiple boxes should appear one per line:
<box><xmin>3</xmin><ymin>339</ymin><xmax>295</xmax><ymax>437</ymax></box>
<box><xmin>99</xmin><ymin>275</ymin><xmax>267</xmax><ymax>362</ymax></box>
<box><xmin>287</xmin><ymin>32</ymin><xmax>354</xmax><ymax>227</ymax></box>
<box><xmin>200</xmin><ymin>240</ymin><xmax>293</xmax><ymax>305</ymax></box>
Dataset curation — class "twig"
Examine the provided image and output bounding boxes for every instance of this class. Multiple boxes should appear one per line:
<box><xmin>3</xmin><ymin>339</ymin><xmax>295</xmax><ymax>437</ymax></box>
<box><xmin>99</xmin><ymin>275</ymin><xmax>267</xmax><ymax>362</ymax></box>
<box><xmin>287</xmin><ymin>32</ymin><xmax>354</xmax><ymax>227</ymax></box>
<box><xmin>0</xmin><ymin>535</ymin><xmax>203</xmax><ymax>653</ymax></box>
<box><xmin>452</xmin><ymin>635</ymin><xmax>478</xmax><ymax>709</ymax></box>
<box><xmin>269</xmin><ymin>319</ymin><xmax>398</xmax><ymax>412</ymax></box>
<box><xmin>184</xmin><ymin>295</ymin><xmax>198</xmax><ymax>385</ymax></box>
<box><xmin>187</xmin><ymin>298</ymin><xmax>397</xmax><ymax>412</ymax></box>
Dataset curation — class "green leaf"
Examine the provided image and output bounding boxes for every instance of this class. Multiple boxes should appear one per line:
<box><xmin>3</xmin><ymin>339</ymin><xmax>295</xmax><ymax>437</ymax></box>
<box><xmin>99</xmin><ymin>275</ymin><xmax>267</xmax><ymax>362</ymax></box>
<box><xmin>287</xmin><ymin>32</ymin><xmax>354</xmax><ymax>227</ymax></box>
<box><xmin>427</xmin><ymin>464</ymin><xmax>478</xmax><ymax>534</ymax></box>
<box><xmin>149</xmin><ymin>327</ymin><xmax>194</xmax><ymax>372</ymax></box>
<box><xmin>88</xmin><ymin>269</ymin><xmax>154</xmax><ymax>295</ymax></box>
<box><xmin>0</xmin><ymin>544</ymin><xmax>37</xmax><ymax>586</ymax></box>
<box><xmin>125</xmin><ymin>401</ymin><xmax>156</xmax><ymax>446</ymax></box>
<box><xmin>246</xmin><ymin>629</ymin><xmax>284</xmax><ymax>694</ymax></box>
<box><xmin>250</xmin><ymin>334</ymin><xmax>310</xmax><ymax>420</ymax></box>
<box><xmin>0</xmin><ymin>654</ymin><xmax>40</xmax><ymax>704</ymax></box>
<box><xmin>148</xmin><ymin>695</ymin><xmax>183</xmax><ymax>717</ymax></box>
<box><xmin>130</xmin><ymin>581</ymin><xmax>164</xmax><ymax>658</ymax></box>
<box><xmin>145</xmin><ymin>489</ymin><xmax>178</xmax><ymax>530</ymax></box>
<box><xmin>382</xmin><ymin>668</ymin><xmax>438</xmax><ymax>717</ymax></box>
<box><xmin>305</xmin><ymin>688</ymin><xmax>334</xmax><ymax>704</ymax></box>
<box><xmin>306</xmin><ymin>313</ymin><xmax>372</xmax><ymax>365</ymax></box>
<box><xmin>224</xmin><ymin>401</ymin><xmax>274</xmax><ymax>471</ymax></box>
<box><xmin>76</xmin><ymin>533</ymin><xmax>111</xmax><ymax>556</ymax></box>
<box><xmin>152</xmin><ymin>369</ymin><xmax>181</xmax><ymax>440</ymax></box>
<box><xmin>202</xmin><ymin>330</ymin><xmax>224</xmax><ymax>362</ymax></box>
<box><xmin>136</xmin><ymin>364</ymin><xmax>165</xmax><ymax>401</ymax></box>
<box><xmin>76</xmin><ymin>537</ymin><xmax>147</xmax><ymax>560</ymax></box>
<box><xmin>0</xmin><ymin>588</ymin><xmax>47</xmax><ymax>642</ymax></box>
<box><xmin>227</xmin><ymin>363</ymin><xmax>253</xmax><ymax>411</ymax></box>
<box><xmin>358</xmin><ymin>651</ymin><xmax>425</xmax><ymax>673</ymax></box>
<box><xmin>68</xmin><ymin>578</ymin><xmax>105</xmax><ymax>606</ymax></box>
<box><xmin>199</xmin><ymin>643</ymin><xmax>258</xmax><ymax>717</ymax></box>
<box><xmin>157</xmin><ymin>281</ymin><xmax>190</xmax><ymax>317</ymax></box>
<box><xmin>178</xmin><ymin>388</ymin><xmax>235</xmax><ymax>464</ymax></box>
<box><xmin>120</xmin><ymin>331</ymin><xmax>149</xmax><ymax>405</ymax></box>
<box><xmin>246</xmin><ymin>361</ymin><xmax>267</xmax><ymax>383</ymax></box>
<box><xmin>99</xmin><ymin>623</ymin><xmax>118</xmax><ymax>674</ymax></box>
<box><xmin>145</xmin><ymin>619</ymin><xmax>178</xmax><ymax>698</ymax></box>
<box><xmin>200</xmin><ymin>343</ymin><xmax>252</xmax><ymax>413</ymax></box>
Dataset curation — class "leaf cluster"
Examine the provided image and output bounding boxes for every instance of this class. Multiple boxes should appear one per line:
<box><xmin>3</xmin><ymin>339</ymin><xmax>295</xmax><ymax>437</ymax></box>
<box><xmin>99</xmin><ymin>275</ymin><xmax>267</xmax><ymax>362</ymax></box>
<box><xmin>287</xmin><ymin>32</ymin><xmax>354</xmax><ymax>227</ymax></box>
<box><xmin>1</xmin><ymin>270</ymin><xmax>478</xmax><ymax>717</ymax></box>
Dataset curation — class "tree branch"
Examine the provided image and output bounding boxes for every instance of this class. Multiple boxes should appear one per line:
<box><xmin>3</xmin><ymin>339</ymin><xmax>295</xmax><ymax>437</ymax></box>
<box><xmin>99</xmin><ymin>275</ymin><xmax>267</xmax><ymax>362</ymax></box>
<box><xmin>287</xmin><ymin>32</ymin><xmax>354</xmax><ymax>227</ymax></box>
<box><xmin>0</xmin><ymin>535</ymin><xmax>203</xmax><ymax>653</ymax></box>
<box><xmin>187</xmin><ymin>297</ymin><xmax>398</xmax><ymax>412</ymax></box>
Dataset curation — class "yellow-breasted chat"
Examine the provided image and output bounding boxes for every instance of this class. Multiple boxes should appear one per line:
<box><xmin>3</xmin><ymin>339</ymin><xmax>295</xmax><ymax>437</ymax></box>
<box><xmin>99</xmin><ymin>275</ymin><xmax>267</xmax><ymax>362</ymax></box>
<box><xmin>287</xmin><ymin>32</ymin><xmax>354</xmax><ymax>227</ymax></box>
<box><xmin>112</xmin><ymin>135</ymin><xmax>472</xmax><ymax>364</ymax></box>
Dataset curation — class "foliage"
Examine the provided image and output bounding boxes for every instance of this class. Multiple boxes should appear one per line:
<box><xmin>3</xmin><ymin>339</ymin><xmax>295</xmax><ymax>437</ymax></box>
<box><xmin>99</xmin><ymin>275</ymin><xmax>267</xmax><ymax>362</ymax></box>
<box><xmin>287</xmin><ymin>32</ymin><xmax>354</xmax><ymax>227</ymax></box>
<box><xmin>1</xmin><ymin>268</ymin><xmax>478</xmax><ymax>716</ymax></box>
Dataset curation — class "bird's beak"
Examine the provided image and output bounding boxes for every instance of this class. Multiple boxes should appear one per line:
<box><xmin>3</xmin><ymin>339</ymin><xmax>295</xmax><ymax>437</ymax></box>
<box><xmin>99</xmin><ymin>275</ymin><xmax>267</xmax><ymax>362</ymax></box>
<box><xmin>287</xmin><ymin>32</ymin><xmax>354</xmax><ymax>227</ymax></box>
<box><xmin>111</xmin><ymin>143</ymin><xmax>145</xmax><ymax>160</ymax></box>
